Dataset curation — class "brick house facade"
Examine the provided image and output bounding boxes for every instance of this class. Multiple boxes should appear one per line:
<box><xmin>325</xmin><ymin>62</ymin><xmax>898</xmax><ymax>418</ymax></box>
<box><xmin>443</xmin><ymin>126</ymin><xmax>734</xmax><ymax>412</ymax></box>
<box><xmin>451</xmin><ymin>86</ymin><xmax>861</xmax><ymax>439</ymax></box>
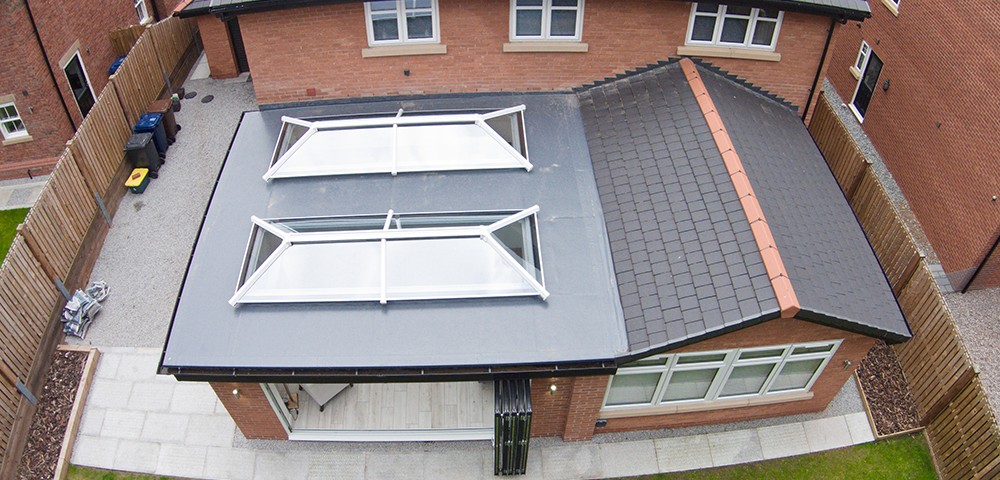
<box><xmin>826</xmin><ymin>0</ymin><xmax>1000</xmax><ymax>290</ymax></box>
<box><xmin>0</xmin><ymin>0</ymin><xmax>180</xmax><ymax>177</ymax></box>
<box><xmin>185</xmin><ymin>0</ymin><xmax>853</xmax><ymax>116</ymax></box>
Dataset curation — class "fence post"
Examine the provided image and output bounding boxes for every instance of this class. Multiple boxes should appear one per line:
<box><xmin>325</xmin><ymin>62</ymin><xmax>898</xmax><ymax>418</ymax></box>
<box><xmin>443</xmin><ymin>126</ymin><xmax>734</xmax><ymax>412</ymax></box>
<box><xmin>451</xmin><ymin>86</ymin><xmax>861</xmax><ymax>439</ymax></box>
<box><xmin>14</xmin><ymin>225</ymin><xmax>58</xmax><ymax>285</ymax></box>
<box><xmin>920</xmin><ymin>366</ymin><xmax>978</xmax><ymax>426</ymax></box>
<box><xmin>893</xmin><ymin>253</ymin><xmax>925</xmax><ymax>296</ymax></box>
<box><xmin>845</xmin><ymin>159</ymin><xmax>872</xmax><ymax>203</ymax></box>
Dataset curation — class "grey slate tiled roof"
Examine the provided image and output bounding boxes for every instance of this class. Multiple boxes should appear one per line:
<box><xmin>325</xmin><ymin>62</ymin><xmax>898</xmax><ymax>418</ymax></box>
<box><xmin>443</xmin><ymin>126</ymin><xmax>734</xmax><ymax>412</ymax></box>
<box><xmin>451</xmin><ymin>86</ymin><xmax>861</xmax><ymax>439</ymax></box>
<box><xmin>578</xmin><ymin>64</ymin><xmax>779</xmax><ymax>353</ymax></box>
<box><xmin>700</xmin><ymin>69</ymin><xmax>910</xmax><ymax>342</ymax></box>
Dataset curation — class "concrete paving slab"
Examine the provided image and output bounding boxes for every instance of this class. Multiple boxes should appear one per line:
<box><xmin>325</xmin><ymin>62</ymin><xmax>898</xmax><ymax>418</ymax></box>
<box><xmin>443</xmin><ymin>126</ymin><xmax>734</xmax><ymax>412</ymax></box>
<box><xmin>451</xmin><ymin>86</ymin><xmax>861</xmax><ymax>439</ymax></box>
<box><xmin>71</xmin><ymin>435</ymin><xmax>119</xmax><ymax>467</ymax></box>
<box><xmin>184</xmin><ymin>414</ymin><xmax>236</xmax><ymax>447</ymax></box>
<box><xmin>707</xmin><ymin>429</ymin><xmax>763</xmax><ymax>467</ymax></box>
<box><xmin>116</xmin><ymin>352</ymin><xmax>163</xmax><ymax>381</ymax></box>
<box><xmin>803</xmin><ymin>416</ymin><xmax>853</xmax><ymax>452</ymax></box>
<box><xmin>170</xmin><ymin>382</ymin><xmax>221</xmax><ymax>415</ymax></box>
<box><xmin>86</xmin><ymin>378</ymin><xmax>132</xmax><ymax>409</ymax></box>
<box><xmin>597</xmin><ymin>440</ymin><xmax>659</xmax><ymax>477</ymax></box>
<box><xmin>253</xmin><ymin>451</ymin><xmax>310</xmax><ymax>480</ymax></box>
<box><xmin>141</xmin><ymin>412</ymin><xmax>190</xmax><ymax>442</ymax></box>
<box><xmin>757</xmin><ymin>422</ymin><xmax>810</xmax><ymax>459</ymax></box>
<box><xmin>541</xmin><ymin>443</ymin><xmax>604</xmax><ymax>480</ymax></box>
<box><xmin>844</xmin><ymin>412</ymin><xmax>875</xmax><ymax>444</ymax></box>
<box><xmin>305</xmin><ymin>451</ymin><xmax>366</xmax><ymax>480</ymax></box>
<box><xmin>366</xmin><ymin>452</ymin><xmax>428</xmax><ymax>479</ymax></box>
<box><xmin>654</xmin><ymin>434</ymin><xmax>713</xmax><ymax>473</ymax></box>
<box><xmin>113</xmin><ymin>439</ymin><xmax>160</xmax><ymax>474</ymax></box>
<box><xmin>95</xmin><ymin>351</ymin><xmax>122</xmax><ymax>380</ymax></box>
<box><xmin>78</xmin><ymin>406</ymin><xmax>106</xmax><ymax>437</ymax></box>
<box><xmin>128</xmin><ymin>381</ymin><xmax>175</xmax><ymax>411</ymax></box>
<box><xmin>156</xmin><ymin>444</ymin><xmax>207</xmax><ymax>478</ymax></box>
<box><xmin>423</xmin><ymin>450</ymin><xmax>489</xmax><ymax>479</ymax></box>
<box><xmin>205</xmin><ymin>447</ymin><xmax>256</xmax><ymax>480</ymax></box>
<box><xmin>100</xmin><ymin>409</ymin><xmax>146</xmax><ymax>439</ymax></box>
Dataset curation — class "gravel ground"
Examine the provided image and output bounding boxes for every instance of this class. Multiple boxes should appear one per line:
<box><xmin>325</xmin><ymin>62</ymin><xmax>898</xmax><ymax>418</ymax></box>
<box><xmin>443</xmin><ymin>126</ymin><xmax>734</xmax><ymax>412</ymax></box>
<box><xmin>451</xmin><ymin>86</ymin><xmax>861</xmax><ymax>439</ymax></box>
<box><xmin>945</xmin><ymin>288</ymin><xmax>1000</xmax><ymax>417</ymax></box>
<box><xmin>820</xmin><ymin>81</ymin><xmax>951</xmax><ymax>292</ymax></box>
<box><xmin>66</xmin><ymin>76</ymin><xmax>256</xmax><ymax>348</ymax></box>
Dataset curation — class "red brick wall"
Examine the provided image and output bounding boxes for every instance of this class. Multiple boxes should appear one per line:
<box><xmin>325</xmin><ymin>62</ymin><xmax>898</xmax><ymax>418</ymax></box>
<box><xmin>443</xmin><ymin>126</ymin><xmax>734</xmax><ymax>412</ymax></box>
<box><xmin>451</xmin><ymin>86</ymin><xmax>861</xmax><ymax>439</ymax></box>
<box><xmin>211</xmin><ymin>382</ymin><xmax>288</xmax><ymax>440</ymax></box>
<box><xmin>0</xmin><ymin>0</ymin><xmax>146</xmax><ymax>171</ymax></box>
<box><xmin>827</xmin><ymin>1</ymin><xmax>1000</xmax><ymax>289</ymax></box>
<box><xmin>530</xmin><ymin>377</ymin><xmax>574</xmax><ymax>438</ymax></box>
<box><xmin>197</xmin><ymin>15</ymin><xmax>239</xmax><ymax>79</ymax></box>
<box><xmin>234</xmin><ymin>0</ymin><xmax>831</xmax><ymax>109</ymax></box>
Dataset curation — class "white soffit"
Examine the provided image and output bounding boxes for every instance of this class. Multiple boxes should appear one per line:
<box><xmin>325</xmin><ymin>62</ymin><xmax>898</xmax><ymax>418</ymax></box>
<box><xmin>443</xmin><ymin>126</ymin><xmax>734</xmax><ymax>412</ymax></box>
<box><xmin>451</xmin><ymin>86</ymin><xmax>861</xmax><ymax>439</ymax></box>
<box><xmin>263</xmin><ymin>106</ymin><xmax>532</xmax><ymax>180</ymax></box>
<box><xmin>230</xmin><ymin>207</ymin><xmax>548</xmax><ymax>305</ymax></box>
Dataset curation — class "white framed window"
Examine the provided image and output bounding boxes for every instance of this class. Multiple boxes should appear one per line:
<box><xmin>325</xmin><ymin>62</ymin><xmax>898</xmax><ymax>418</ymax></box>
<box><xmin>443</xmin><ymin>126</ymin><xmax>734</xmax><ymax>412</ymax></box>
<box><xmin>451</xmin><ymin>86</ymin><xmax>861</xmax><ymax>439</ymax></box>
<box><xmin>134</xmin><ymin>0</ymin><xmax>150</xmax><ymax>24</ymax></box>
<box><xmin>603</xmin><ymin>340</ymin><xmax>841</xmax><ymax>409</ymax></box>
<box><xmin>364</xmin><ymin>0</ymin><xmax>440</xmax><ymax>45</ymax></box>
<box><xmin>881</xmin><ymin>0</ymin><xmax>900</xmax><ymax>15</ymax></box>
<box><xmin>0</xmin><ymin>102</ymin><xmax>28</xmax><ymax>141</ymax></box>
<box><xmin>686</xmin><ymin>3</ymin><xmax>783</xmax><ymax>50</ymax></box>
<box><xmin>510</xmin><ymin>0</ymin><xmax>584</xmax><ymax>41</ymax></box>
<box><xmin>850</xmin><ymin>41</ymin><xmax>870</xmax><ymax>79</ymax></box>
<box><xmin>231</xmin><ymin>207</ymin><xmax>548</xmax><ymax>305</ymax></box>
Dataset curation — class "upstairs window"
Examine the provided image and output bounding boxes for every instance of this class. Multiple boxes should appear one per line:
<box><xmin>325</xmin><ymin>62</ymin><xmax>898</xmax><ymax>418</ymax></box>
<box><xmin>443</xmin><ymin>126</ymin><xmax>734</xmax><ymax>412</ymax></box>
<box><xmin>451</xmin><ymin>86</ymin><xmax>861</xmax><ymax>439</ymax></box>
<box><xmin>134</xmin><ymin>0</ymin><xmax>150</xmax><ymax>24</ymax></box>
<box><xmin>232</xmin><ymin>207</ymin><xmax>547</xmax><ymax>305</ymax></box>
<box><xmin>686</xmin><ymin>3</ymin><xmax>783</xmax><ymax>50</ymax></box>
<box><xmin>511</xmin><ymin>0</ymin><xmax>584</xmax><ymax>41</ymax></box>
<box><xmin>264</xmin><ymin>106</ymin><xmax>531</xmax><ymax>180</ymax></box>
<box><xmin>0</xmin><ymin>102</ymin><xmax>27</xmax><ymax>141</ymax></box>
<box><xmin>365</xmin><ymin>0</ymin><xmax>439</xmax><ymax>45</ymax></box>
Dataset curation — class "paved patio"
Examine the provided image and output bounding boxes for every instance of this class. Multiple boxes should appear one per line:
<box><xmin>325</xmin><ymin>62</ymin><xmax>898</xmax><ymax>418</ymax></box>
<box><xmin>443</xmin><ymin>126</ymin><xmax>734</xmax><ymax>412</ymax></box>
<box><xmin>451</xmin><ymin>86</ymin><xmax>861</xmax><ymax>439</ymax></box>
<box><xmin>59</xmin><ymin>67</ymin><xmax>877</xmax><ymax>478</ymax></box>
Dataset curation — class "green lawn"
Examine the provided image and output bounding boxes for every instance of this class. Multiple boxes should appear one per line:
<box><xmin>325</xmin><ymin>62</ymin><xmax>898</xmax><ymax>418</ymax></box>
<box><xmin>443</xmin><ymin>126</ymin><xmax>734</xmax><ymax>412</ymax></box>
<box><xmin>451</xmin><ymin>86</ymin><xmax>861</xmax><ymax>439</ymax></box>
<box><xmin>622</xmin><ymin>434</ymin><xmax>936</xmax><ymax>480</ymax></box>
<box><xmin>68</xmin><ymin>465</ymin><xmax>181</xmax><ymax>480</ymax></box>
<box><xmin>0</xmin><ymin>208</ymin><xmax>29</xmax><ymax>261</ymax></box>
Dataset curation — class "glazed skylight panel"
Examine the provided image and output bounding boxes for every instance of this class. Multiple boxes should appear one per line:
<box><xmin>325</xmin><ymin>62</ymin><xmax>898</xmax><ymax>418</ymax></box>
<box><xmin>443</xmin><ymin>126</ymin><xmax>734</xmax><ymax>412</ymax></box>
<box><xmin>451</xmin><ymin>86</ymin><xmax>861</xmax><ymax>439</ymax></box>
<box><xmin>231</xmin><ymin>207</ymin><xmax>547</xmax><ymax>305</ymax></box>
<box><xmin>264</xmin><ymin>106</ymin><xmax>531</xmax><ymax>180</ymax></box>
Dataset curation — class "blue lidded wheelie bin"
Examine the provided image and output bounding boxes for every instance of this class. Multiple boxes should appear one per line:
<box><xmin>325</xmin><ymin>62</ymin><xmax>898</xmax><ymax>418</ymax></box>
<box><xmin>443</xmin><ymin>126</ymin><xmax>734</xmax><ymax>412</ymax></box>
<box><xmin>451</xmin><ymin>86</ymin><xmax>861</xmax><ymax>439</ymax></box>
<box><xmin>133</xmin><ymin>113</ymin><xmax>168</xmax><ymax>157</ymax></box>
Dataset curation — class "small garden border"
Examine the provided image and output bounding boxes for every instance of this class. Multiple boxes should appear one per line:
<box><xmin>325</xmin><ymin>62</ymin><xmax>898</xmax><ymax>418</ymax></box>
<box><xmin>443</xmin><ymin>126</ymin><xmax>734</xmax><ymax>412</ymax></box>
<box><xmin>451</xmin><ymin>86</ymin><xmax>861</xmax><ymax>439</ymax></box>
<box><xmin>854</xmin><ymin>372</ymin><xmax>924</xmax><ymax>440</ymax></box>
<box><xmin>52</xmin><ymin>345</ymin><xmax>100</xmax><ymax>480</ymax></box>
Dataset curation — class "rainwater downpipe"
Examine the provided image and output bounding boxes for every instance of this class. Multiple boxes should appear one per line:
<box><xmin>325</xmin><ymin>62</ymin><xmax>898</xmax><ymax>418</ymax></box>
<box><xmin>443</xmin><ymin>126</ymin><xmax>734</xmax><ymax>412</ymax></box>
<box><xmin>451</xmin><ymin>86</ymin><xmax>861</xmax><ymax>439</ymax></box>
<box><xmin>23</xmin><ymin>0</ymin><xmax>78</xmax><ymax>130</ymax></box>
<box><xmin>802</xmin><ymin>17</ymin><xmax>839</xmax><ymax>122</ymax></box>
<box><xmin>961</xmin><ymin>231</ymin><xmax>1000</xmax><ymax>293</ymax></box>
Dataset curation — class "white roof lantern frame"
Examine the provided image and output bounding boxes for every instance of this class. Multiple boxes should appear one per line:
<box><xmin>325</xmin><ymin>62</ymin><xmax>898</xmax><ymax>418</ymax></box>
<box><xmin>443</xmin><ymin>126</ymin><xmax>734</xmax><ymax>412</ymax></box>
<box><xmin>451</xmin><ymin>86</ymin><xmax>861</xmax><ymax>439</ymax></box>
<box><xmin>229</xmin><ymin>206</ymin><xmax>548</xmax><ymax>306</ymax></box>
<box><xmin>263</xmin><ymin>105</ymin><xmax>532</xmax><ymax>181</ymax></box>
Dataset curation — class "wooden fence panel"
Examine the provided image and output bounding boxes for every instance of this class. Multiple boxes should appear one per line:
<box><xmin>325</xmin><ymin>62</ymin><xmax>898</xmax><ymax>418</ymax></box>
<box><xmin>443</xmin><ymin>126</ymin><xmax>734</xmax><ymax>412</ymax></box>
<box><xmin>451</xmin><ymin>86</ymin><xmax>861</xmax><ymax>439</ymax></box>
<box><xmin>0</xmin><ymin>238</ymin><xmax>60</xmax><ymax>381</ymax></box>
<box><xmin>148</xmin><ymin>17</ymin><xmax>196</xmax><ymax>76</ymax></box>
<box><xmin>68</xmin><ymin>83</ymin><xmax>131</xmax><ymax>192</ymax></box>
<box><xmin>847</xmin><ymin>171</ymin><xmax>922</xmax><ymax>293</ymax></box>
<box><xmin>109</xmin><ymin>24</ymin><xmax>147</xmax><ymax>58</ymax></box>
<box><xmin>110</xmin><ymin>33</ymin><xmax>166</xmax><ymax>126</ymax></box>
<box><xmin>927</xmin><ymin>377</ymin><xmax>1000</xmax><ymax>480</ymax></box>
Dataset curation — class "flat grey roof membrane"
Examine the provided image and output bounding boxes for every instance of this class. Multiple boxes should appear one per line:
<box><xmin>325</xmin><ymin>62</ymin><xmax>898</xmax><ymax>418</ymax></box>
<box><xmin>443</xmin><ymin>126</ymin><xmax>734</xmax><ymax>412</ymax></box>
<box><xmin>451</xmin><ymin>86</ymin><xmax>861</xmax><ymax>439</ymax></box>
<box><xmin>161</xmin><ymin>94</ymin><xmax>628</xmax><ymax>372</ymax></box>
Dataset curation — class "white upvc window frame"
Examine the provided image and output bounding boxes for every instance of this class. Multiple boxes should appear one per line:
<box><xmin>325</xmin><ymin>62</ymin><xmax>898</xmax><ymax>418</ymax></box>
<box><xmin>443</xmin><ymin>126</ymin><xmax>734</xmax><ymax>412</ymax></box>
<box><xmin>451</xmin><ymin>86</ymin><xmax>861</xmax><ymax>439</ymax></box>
<box><xmin>881</xmin><ymin>0</ymin><xmax>900</xmax><ymax>16</ymax></box>
<box><xmin>230</xmin><ymin>207</ymin><xmax>548</xmax><ymax>305</ymax></box>
<box><xmin>0</xmin><ymin>101</ymin><xmax>28</xmax><ymax>141</ymax></box>
<box><xmin>602</xmin><ymin>340</ymin><xmax>842</xmax><ymax>410</ymax></box>
<box><xmin>134</xmin><ymin>0</ymin><xmax>150</xmax><ymax>24</ymax></box>
<box><xmin>364</xmin><ymin>0</ymin><xmax>440</xmax><ymax>46</ymax></box>
<box><xmin>509</xmin><ymin>0</ymin><xmax>584</xmax><ymax>41</ymax></box>
<box><xmin>850</xmin><ymin>40</ymin><xmax>871</xmax><ymax>80</ymax></box>
<box><xmin>685</xmin><ymin>3</ymin><xmax>784</xmax><ymax>51</ymax></box>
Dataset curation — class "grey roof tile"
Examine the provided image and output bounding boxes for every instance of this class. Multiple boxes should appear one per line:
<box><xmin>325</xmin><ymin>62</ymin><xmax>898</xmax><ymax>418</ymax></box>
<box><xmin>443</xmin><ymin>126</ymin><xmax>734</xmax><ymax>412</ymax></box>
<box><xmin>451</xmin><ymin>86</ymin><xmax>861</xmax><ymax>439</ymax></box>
<box><xmin>579</xmin><ymin>63</ymin><xmax>776</xmax><ymax>352</ymax></box>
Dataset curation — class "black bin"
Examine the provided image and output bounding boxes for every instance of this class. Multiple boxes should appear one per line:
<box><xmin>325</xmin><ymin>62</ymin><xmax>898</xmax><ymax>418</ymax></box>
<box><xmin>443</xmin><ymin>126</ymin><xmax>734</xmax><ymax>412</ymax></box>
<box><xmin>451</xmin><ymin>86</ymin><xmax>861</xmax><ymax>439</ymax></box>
<box><xmin>124</xmin><ymin>132</ymin><xmax>161</xmax><ymax>178</ymax></box>
<box><xmin>134</xmin><ymin>113</ymin><xmax>168</xmax><ymax>156</ymax></box>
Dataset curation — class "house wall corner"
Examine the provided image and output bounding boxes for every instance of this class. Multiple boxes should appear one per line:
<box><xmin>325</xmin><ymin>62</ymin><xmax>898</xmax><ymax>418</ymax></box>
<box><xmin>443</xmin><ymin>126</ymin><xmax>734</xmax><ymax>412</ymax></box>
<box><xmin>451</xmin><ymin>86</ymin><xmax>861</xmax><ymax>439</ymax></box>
<box><xmin>196</xmin><ymin>15</ymin><xmax>239</xmax><ymax>79</ymax></box>
<box><xmin>210</xmin><ymin>382</ymin><xmax>288</xmax><ymax>440</ymax></box>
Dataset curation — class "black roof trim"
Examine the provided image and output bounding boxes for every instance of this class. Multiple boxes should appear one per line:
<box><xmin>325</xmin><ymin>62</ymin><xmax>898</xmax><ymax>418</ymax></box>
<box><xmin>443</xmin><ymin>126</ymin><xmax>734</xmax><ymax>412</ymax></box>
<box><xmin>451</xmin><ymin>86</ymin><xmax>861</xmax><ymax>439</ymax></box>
<box><xmin>178</xmin><ymin>0</ymin><xmax>870</xmax><ymax>21</ymax></box>
<box><xmin>162</xmin><ymin>360</ymin><xmax>617</xmax><ymax>383</ymax></box>
<box><xmin>795</xmin><ymin>308</ymin><xmax>911</xmax><ymax>345</ymax></box>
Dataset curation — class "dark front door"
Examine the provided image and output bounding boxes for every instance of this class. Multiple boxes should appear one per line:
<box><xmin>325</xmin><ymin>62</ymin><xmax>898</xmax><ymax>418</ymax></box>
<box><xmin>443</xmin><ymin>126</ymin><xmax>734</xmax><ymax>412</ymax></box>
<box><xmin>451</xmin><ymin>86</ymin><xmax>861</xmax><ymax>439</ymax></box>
<box><xmin>64</xmin><ymin>53</ymin><xmax>95</xmax><ymax>117</ymax></box>
<box><xmin>227</xmin><ymin>17</ymin><xmax>251</xmax><ymax>74</ymax></box>
<box><xmin>851</xmin><ymin>51</ymin><xmax>883</xmax><ymax>120</ymax></box>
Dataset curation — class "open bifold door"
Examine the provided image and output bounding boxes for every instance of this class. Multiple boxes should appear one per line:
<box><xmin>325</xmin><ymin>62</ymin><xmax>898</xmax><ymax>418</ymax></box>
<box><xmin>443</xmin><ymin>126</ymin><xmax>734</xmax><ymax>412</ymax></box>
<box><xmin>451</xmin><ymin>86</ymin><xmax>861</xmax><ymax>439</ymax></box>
<box><xmin>494</xmin><ymin>378</ymin><xmax>532</xmax><ymax>476</ymax></box>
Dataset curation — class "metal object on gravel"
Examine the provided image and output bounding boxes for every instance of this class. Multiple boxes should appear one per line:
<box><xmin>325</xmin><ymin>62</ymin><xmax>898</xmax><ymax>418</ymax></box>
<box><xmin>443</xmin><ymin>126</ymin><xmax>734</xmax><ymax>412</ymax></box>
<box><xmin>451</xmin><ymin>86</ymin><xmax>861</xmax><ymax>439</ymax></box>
<box><xmin>201</xmin><ymin>95</ymin><xmax>214</xmax><ymax>103</ymax></box>
<box><xmin>185</xmin><ymin>91</ymin><xmax>197</xmax><ymax>99</ymax></box>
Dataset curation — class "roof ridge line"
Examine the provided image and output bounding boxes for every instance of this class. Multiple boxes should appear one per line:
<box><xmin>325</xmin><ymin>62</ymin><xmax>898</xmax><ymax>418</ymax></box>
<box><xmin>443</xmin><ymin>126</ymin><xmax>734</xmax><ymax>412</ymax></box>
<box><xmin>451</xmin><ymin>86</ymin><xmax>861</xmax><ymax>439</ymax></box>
<box><xmin>678</xmin><ymin>58</ymin><xmax>801</xmax><ymax>319</ymax></box>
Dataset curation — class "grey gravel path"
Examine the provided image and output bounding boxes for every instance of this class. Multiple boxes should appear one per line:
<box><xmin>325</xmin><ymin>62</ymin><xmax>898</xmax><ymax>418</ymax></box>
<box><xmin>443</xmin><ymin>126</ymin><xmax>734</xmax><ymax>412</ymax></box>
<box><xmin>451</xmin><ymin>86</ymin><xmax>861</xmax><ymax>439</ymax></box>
<box><xmin>945</xmin><ymin>289</ymin><xmax>1000</xmax><ymax>416</ymax></box>
<box><xmin>66</xmin><ymin>76</ymin><xmax>256</xmax><ymax>348</ymax></box>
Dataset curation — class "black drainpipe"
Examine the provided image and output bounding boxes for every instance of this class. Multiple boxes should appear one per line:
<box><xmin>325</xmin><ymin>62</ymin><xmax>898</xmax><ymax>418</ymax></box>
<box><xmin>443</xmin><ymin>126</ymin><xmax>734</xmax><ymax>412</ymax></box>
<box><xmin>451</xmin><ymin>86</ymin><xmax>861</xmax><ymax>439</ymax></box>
<box><xmin>150</xmin><ymin>0</ymin><xmax>162</xmax><ymax>22</ymax></box>
<box><xmin>23</xmin><ymin>0</ymin><xmax>78</xmax><ymax>130</ymax></box>
<box><xmin>961</xmin><ymin>230</ymin><xmax>1000</xmax><ymax>293</ymax></box>
<box><xmin>802</xmin><ymin>17</ymin><xmax>839</xmax><ymax>122</ymax></box>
